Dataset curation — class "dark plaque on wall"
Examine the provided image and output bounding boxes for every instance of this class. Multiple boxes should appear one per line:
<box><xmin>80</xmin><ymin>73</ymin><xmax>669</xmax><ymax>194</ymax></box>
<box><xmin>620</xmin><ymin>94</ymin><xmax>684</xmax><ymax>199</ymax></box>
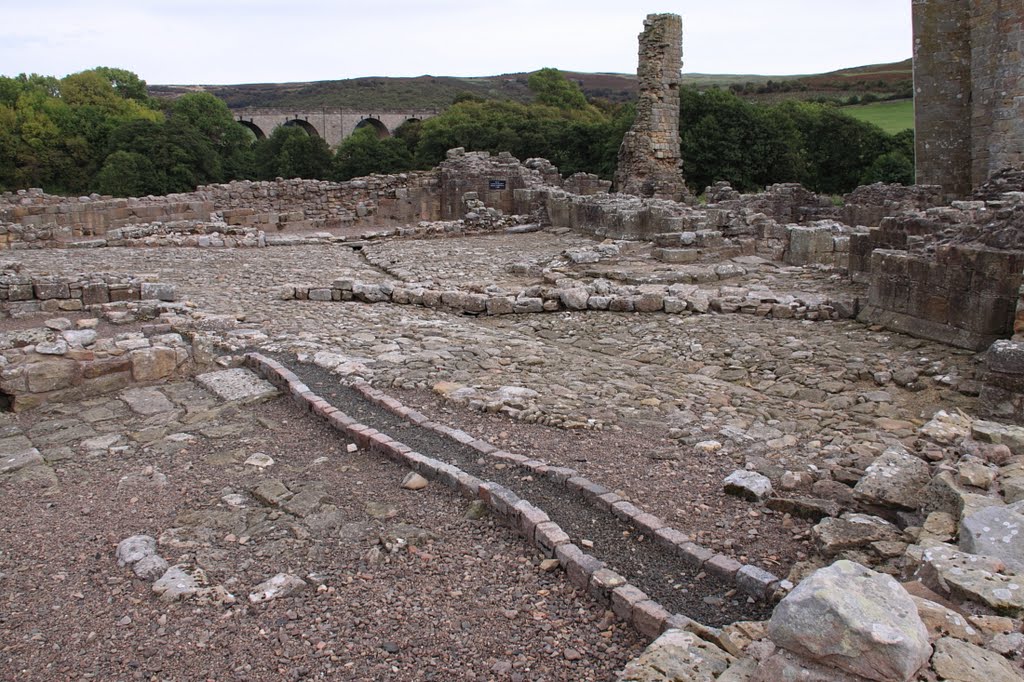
<box><xmin>488</xmin><ymin>179</ymin><xmax>507</xmax><ymax>190</ymax></box>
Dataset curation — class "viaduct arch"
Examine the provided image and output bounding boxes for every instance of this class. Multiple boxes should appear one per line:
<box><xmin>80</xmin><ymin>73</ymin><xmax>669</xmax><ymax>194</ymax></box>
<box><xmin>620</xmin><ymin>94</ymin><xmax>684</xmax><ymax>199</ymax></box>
<box><xmin>231</xmin><ymin>108</ymin><xmax>437</xmax><ymax>147</ymax></box>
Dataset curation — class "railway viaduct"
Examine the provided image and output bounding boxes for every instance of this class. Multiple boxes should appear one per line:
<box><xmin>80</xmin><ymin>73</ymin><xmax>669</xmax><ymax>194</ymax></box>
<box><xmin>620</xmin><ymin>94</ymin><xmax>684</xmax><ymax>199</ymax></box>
<box><xmin>230</xmin><ymin>108</ymin><xmax>439</xmax><ymax>147</ymax></box>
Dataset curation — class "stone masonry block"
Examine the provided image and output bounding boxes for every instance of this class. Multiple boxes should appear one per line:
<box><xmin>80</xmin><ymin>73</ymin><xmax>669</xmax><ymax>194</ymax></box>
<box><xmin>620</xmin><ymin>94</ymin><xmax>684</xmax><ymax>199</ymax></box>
<box><xmin>679</xmin><ymin>542</ymin><xmax>714</xmax><ymax>569</ymax></box>
<box><xmin>562</xmin><ymin>549</ymin><xmax>604</xmax><ymax>591</ymax></box>
<box><xmin>611</xmin><ymin>500</ymin><xmax>642</xmax><ymax>522</ymax></box>
<box><xmin>545</xmin><ymin>466</ymin><xmax>577</xmax><ymax>484</ymax></box>
<box><xmin>611</xmin><ymin>584</ymin><xmax>649</xmax><ymax>622</ymax></box>
<box><xmin>633</xmin><ymin>600</ymin><xmax>672</xmax><ymax>639</ymax></box>
<box><xmin>735</xmin><ymin>564</ymin><xmax>779</xmax><ymax>600</ymax></box>
<box><xmin>705</xmin><ymin>554</ymin><xmax>743</xmax><ymax>581</ymax></box>
<box><xmin>588</xmin><ymin>567</ymin><xmax>627</xmax><ymax>604</ymax></box>
<box><xmin>513</xmin><ymin>500</ymin><xmax>550</xmax><ymax>541</ymax></box>
<box><xmin>566</xmin><ymin>477</ymin><xmax>612</xmax><ymax>500</ymax></box>
<box><xmin>535</xmin><ymin>522</ymin><xmax>571</xmax><ymax>557</ymax></box>
<box><xmin>34</xmin><ymin>282</ymin><xmax>69</xmax><ymax>300</ymax></box>
<box><xmin>654</xmin><ymin>527</ymin><xmax>691</xmax><ymax>552</ymax></box>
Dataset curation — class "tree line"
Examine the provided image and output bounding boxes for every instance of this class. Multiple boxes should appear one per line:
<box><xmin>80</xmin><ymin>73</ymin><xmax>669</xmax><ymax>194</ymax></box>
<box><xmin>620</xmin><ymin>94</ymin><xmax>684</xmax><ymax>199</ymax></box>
<box><xmin>0</xmin><ymin>67</ymin><xmax>914</xmax><ymax>199</ymax></box>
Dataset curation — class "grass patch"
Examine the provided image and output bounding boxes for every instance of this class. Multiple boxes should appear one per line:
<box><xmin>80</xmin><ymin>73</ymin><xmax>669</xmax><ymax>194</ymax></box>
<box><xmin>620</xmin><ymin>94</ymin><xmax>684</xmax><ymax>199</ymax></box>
<box><xmin>843</xmin><ymin>99</ymin><xmax>914</xmax><ymax>134</ymax></box>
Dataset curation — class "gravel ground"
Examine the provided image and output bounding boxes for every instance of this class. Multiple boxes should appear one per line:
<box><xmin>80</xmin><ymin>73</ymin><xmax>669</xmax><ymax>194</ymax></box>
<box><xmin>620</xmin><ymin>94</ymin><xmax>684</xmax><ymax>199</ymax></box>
<box><xmin>274</xmin><ymin>356</ymin><xmax>775</xmax><ymax>626</ymax></box>
<box><xmin>0</xmin><ymin>382</ymin><xmax>645</xmax><ymax>681</ymax></box>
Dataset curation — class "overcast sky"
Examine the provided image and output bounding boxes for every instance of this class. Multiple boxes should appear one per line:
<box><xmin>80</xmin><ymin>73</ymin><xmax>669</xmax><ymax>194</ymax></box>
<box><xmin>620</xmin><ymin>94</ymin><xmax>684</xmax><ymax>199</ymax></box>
<box><xmin>1</xmin><ymin>1</ymin><xmax>912</xmax><ymax>85</ymax></box>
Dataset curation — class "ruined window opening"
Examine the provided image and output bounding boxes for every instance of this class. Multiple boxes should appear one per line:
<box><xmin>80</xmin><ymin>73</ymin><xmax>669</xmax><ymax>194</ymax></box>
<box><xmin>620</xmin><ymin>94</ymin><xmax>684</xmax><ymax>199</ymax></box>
<box><xmin>0</xmin><ymin>389</ymin><xmax>13</xmax><ymax>413</ymax></box>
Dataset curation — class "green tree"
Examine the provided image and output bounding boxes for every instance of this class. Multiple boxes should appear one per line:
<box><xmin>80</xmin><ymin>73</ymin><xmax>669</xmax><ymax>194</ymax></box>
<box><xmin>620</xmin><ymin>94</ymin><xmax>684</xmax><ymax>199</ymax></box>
<box><xmin>87</xmin><ymin>67</ymin><xmax>149</xmax><ymax>102</ymax></box>
<box><xmin>170</xmin><ymin>92</ymin><xmax>254</xmax><ymax>180</ymax></box>
<box><xmin>92</xmin><ymin>150</ymin><xmax>162</xmax><ymax>196</ymax></box>
<box><xmin>528</xmin><ymin>68</ymin><xmax>588</xmax><ymax>110</ymax></box>
<box><xmin>332</xmin><ymin>126</ymin><xmax>413</xmax><ymax>180</ymax></box>
<box><xmin>253</xmin><ymin>125</ymin><xmax>332</xmax><ymax>180</ymax></box>
<box><xmin>860</xmin><ymin>151</ymin><xmax>914</xmax><ymax>186</ymax></box>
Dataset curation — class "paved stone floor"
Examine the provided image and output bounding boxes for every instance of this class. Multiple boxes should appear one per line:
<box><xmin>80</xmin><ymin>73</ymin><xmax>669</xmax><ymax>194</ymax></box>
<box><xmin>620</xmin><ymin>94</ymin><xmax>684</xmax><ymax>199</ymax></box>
<box><xmin>1</xmin><ymin>231</ymin><xmax>997</xmax><ymax>679</ymax></box>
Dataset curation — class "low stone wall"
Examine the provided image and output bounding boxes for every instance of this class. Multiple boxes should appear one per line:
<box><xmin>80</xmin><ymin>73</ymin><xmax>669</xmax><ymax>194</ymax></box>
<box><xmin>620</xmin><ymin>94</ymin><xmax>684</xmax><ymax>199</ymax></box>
<box><xmin>284</xmin><ymin>279</ymin><xmax>856</xmax><ymax>322</ymax></box>
<box><xmin>859</xmin><ymin>246</ymin><xmax>1024</xmax><ymax>350</ymax></box>
<box><xmin>0</xmin><ymin>173</ymin><xmax>443</xmax><ymax>250</ymax></box>
<box><xmin>0</xmin><ymin>324</ymin><xmax>198</xmax><ymax>412</ymax></box>
<box><xmin>0</xmin><ymin>271</ymin><xmax>176</xmax><ymax>317</ymax></box>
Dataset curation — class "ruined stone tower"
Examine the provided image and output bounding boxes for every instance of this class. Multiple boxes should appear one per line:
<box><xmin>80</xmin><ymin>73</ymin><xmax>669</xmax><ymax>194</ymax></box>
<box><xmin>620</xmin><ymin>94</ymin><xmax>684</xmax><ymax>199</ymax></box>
<box><xmin>913</xmin><ymin>0</ymin><xmax>1024</xmax><ymax>196</ymax></box>
<box><xmin>614</xmin><ymin>13</ymin><xmax>688</xmax><ymax>202</ymax></box>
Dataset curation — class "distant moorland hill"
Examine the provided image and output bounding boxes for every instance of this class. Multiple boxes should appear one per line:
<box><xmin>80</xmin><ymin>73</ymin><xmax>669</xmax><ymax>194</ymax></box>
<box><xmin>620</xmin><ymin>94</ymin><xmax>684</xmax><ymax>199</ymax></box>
<box><xmin>148</xmin><ymin>59</ymin><xmax>913</xmax><ymax>111</ymax></box>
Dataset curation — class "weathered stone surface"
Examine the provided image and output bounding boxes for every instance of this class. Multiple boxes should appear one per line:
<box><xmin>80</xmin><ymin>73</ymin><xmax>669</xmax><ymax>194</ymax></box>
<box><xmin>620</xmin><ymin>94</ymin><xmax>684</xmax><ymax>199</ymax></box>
<box><xmin>140</xmin><ymin>282</ymin><xmax>176</xmax><ymax>301</ymax></box>
<box><xmin>116</xmin><ymin>534</ymin><xmax>157</xmax><ymax>566</ymax></box>
<box><xmin>248</xmin><ymin>573</ymin><xmax>307</xmax><ymax>603</ymax></box>
<box><xmin>751</xmin><ymin>650</ymin><xmax>869</xmax><ymax>682</ymax></box>
<box><xmin>25</xmin><ymin>358</ymin><xmax>80</xmax><ymax>393</ymax></box>
<box><xmin>913</xmin><ymin>542</ymin><xmax>1024</xmax><ymax>615</ymax></box>
<box><xmin>119</xmin><ymin>387</ymin><xmax>174</xmax><ymax>415</ymax></box>
<box><xmin>960</xmin><ymin>504</ymin><xmax>1024</xmax><ymax>572</ymax></box>
<box><xmin>616</xmin><ymin>629</ymin><xmax>735</xmax><ymax>681</ymax></box>
<box><xmin>130</xmin><ymin>346</ymin><xmax>179</xmax><ymax>382</ymax></box>
<box><xmin>559</xmin><ymin>288</ymin><xmax>590</xmax><ymax>311</ymax></box>
<box><xmin>723</xmin><ymin>470</ymin><xmax>773</xmax><ymax>502</ymax></box>
<box><xmin>133</xmin><ymin>554</ymin><xmax>169</xmax><ymax>581</ymax></box>
<box><xmin>767</xmin><ymin>560</ymin><xmax>932</xmax><ymax>682</ymax></box>
<box><xmin>911</xmin><ymin>595</ymin><xmax>984</xmax><ymax>645</ymax></box>
<box><xmin>0</xmin><ymin>447</ymin><xmax>44</xmax><ymax>475</ymax></box>
<box><xmin>931</xmin><ymin>636</ymin><xmax>1024</xmax><ymax>682</ymax></box>
<box><xmin>812</xmin><ymin>514</ymin><xmax>899</xmax><ymax>557</ymax></box>
<box><xmin>854</xmin><ymin>445</ymin><xmax>931</xmax><ymax>509</ymax></box>
<box><xmin>153</xmin><ymin>565</ymin><xmax>201</xmax><ymax>602</ymax></box>
<box><xmin>196</xmin><ymin>368</ymin><xmax>278</xmax><ymax>403</ymax></box>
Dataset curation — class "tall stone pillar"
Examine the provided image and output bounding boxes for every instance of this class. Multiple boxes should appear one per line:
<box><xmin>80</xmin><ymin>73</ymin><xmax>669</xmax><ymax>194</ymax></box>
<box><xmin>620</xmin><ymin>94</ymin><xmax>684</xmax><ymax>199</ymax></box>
<box><xmin>912</xmin><ymin>0</ymin><xmax>972</xmax><ymax>196</ymax></box>
<box><xmin>913</xmin><ymin>0</ymin><xmax>1024</xmax><ymax>196</ymax></box>
<box><xmin>970</xmin><ymin>0</ymin><xmax>1024</xmax><ymax>189</ymax></box>
<box><xmin>614</xmin><ymin>13</ymin><xmax>689</xmax><ymax>202</ymax></box>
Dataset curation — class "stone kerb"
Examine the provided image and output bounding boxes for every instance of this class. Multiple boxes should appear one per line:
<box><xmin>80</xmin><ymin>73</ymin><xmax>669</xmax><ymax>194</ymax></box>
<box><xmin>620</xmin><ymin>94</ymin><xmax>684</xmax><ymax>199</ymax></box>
<box><xmin>243</xmin><ymin>352</ymin><xmax>785</xmax><ymax>646</ymax></box>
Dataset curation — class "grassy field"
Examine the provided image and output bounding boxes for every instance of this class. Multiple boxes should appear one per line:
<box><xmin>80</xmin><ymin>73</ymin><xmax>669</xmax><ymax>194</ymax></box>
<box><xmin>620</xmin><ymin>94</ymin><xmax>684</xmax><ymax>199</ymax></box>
<box><xmin>842</xmin><ymin>99</ymin><xmax>914</xmax><ymax>134</ymax></box>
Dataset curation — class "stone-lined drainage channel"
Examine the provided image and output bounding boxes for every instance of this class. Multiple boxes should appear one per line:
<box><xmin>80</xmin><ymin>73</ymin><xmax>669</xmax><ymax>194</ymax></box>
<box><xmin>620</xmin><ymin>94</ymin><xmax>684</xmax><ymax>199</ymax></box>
<box><xmin>250</xmin><ymin>352</ymin><xmax>781</xmax><ymax>639</ymax></box>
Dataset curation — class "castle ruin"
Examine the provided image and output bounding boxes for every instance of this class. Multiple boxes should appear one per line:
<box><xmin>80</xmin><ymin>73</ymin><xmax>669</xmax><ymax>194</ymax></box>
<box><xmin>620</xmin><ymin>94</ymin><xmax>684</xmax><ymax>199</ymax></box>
<box><xmin>614</xmin><ymin>14</ymin><xmax>689</xmax><ymax>202</ymax></box>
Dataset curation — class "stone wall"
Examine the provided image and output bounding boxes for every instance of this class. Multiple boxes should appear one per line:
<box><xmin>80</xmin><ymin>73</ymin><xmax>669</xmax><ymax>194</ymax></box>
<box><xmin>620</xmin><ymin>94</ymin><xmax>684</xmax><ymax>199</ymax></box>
<box><xmin>438</xmin><ymin>149</ymin><xmax>559</xmax><ymax>220</ymax></box>
<box><xmin>0</xmin><ymin>269</ymin><xmax>176</xmax><ymax>317</ymax></box>
<box><xmin>859</xmin><ymin>246</ymin><xmax>1024</xmax><ymax>350</ymax></box>
<box><xmin>0</xmin><ymin>173</ymin><xmax>442</xmax><ymax>249</ymax></box>
<box><xmin>969</xmin><ymin>1</ymin><xmax>1024</xmax><ymax>189</ymax></box>
<box><xmin>614</xmin><ymin>14</ymin><xmax>688</xmax><ymax>201</ymax></box>
<box><xmin>0</xmin><ymin>192</ymin><xmax>212</xmax><ymax>247</ymax></box>
<box><xmin>0</xmin><ymin>325</ymin><xmax>197</xmax><ymax>412</ymax></box>
<box><xmin>913</xmin><ymin>0</ymin><xmax>1024</xmax><ymax>196</ymax></box>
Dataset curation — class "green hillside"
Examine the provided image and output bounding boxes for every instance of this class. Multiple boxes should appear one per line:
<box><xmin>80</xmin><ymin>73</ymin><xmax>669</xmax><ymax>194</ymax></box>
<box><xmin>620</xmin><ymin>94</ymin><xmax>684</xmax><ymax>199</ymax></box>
<box><xmin>843</xmin><ymin>99</ymin><xmax>914</xmax><ymax>133</ymax></box>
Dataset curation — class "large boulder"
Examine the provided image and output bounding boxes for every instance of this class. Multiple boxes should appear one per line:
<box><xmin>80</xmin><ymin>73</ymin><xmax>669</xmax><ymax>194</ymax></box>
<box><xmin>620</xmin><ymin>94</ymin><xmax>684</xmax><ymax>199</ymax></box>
<box><xmin>854</xmin><ymin>445</ymin><xmax>931</xmax><ymax>509</ymax></box>
<box><xmin>766</xmin><ymin>560</ymin><xmax>931</xmax><ymax>682</ymax></box>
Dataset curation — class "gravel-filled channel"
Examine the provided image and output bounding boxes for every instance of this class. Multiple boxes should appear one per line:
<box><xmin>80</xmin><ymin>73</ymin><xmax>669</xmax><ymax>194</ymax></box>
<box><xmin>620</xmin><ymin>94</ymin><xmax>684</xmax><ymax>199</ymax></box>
<box><xmin>273</xmin><ymin>354</ymin><xmax>774</xmax><ymax>627</ymax></box>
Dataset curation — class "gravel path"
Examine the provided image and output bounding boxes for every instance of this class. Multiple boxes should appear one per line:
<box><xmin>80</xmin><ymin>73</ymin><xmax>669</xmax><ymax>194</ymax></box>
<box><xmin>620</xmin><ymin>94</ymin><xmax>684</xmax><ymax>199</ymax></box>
<box><xmin>273</xmin><ymin>354</ymin><xmax>774</xmax><ymax>626</ymax></box>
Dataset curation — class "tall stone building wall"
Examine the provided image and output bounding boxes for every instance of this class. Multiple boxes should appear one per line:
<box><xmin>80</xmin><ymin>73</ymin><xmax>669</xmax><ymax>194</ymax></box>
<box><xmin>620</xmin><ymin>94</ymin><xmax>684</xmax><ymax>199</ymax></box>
<box><xmin>914</xmin><ymin>0</ymin><xmax>1024</xmax><ymax>196</ymax></box>
<box><xmin>970</xmin><ymin>1</ymin><xmax>1024</xmax><ymax>188</ymax></box>
<box><xmin>614</xmin><ymin>14</ymin><xmax>688</xmax><ymax>202</ymax></box>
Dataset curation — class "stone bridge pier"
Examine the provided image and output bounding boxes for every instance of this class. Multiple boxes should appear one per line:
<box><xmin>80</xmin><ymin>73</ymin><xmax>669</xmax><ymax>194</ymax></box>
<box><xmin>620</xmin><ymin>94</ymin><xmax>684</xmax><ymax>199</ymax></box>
<box><xmin>231</xmin><ymin>108</ymin><xmax>438</xmax><ymax>147</ymax></box>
